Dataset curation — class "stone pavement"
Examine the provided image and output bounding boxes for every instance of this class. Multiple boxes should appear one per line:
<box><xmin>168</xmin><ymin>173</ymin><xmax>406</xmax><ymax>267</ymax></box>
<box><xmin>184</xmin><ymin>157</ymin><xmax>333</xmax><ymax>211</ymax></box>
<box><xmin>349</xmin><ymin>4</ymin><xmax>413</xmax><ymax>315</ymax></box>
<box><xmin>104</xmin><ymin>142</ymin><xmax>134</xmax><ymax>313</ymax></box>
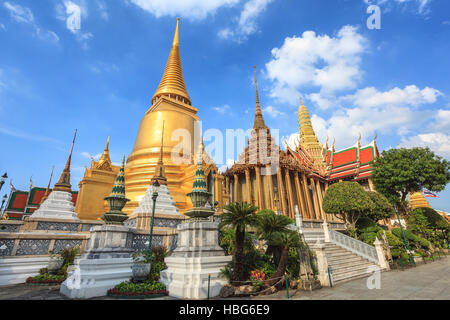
<box><xmin>0</xmin><ymin>256</ymin><xmax>448</xmax><ymax>300</ymax></box>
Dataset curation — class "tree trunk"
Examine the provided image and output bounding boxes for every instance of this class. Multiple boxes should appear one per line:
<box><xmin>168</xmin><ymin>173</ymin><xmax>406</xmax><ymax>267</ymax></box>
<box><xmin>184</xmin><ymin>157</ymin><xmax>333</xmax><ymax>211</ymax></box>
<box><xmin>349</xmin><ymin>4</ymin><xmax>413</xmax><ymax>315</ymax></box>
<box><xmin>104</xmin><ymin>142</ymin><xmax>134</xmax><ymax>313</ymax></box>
<box><xmin>265</xmin><ymin>246</ymin><xmax>289</xmax><ymax>287</ymax></box>
<box><xmin>233</xmin><ymin>226</ymin><xmax>245</xmax><ymax>285</ymax></box>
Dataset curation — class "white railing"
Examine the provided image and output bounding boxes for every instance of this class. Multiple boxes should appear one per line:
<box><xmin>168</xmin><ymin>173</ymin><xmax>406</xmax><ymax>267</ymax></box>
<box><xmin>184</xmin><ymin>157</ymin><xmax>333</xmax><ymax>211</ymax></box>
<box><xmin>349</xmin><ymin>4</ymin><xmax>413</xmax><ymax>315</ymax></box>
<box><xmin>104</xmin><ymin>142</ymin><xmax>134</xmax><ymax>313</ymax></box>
<box><xmin>329</xmin><ymin>229</ymin><xmax>379</xmax><ymax>265</ymax></box>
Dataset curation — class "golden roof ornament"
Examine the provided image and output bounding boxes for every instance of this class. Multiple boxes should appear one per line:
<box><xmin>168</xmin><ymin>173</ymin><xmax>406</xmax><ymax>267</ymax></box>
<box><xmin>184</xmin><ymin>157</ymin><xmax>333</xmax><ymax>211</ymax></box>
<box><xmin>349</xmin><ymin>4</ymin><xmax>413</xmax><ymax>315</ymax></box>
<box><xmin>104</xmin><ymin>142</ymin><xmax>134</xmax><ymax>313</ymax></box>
<box><xmin>152</xmin><ymin>18</ymin><xmax>191</xmax><ymax>105</ymax></box>
<box><xmin>40</xmin><ymin>166</ymin><xmax>55</xmax><ymax>206</ymax></box>
<box><xmin>94</xmin><ymin>136</ymin><xmax>113</xmax><ymax>171</ymax></box>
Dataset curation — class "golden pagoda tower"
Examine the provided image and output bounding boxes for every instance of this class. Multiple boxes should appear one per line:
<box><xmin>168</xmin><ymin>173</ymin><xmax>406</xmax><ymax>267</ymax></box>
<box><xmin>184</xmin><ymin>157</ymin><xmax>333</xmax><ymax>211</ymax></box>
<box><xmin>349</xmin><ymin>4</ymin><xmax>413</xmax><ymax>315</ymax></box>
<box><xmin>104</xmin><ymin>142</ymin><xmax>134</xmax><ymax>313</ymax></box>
<box><xmin>409</xmin><ymin>192</ymin><xmax>432</xmax><ymax>210</ymax></box>
<box><xmin>298</xmin><ymin>100</ymin><xmax>326</xmax><ymax>172</ymax></box>
<box><xmin>124</xmin><ymin>18</ymin><xmax>200</xmax><ymax>214</ymax></box>
<box><xmin>53</xmin><ymin>129</ymin><xmax>77</xmax><ymax>193</ymax></box>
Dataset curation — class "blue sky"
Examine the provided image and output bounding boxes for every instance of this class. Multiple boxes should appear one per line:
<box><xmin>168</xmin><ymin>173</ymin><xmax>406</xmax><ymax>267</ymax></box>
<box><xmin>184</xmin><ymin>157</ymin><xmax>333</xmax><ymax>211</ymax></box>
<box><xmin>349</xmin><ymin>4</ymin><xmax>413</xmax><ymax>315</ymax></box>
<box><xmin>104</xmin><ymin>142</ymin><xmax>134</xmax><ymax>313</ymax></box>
<box><xmin>0</xmin><ymin>0</ymin><xmax>449</xmax><ymax>211</ymax></box>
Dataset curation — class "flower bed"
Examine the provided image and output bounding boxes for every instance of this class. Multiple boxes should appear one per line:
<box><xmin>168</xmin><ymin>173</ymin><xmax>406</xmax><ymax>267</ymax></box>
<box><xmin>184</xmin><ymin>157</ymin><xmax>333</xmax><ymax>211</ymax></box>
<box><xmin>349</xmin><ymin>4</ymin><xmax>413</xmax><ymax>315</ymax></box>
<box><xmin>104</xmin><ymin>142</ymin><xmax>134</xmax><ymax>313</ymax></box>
<box><xmin>107</xmin><ymin>280</ymin><xmax>168</xmax><ymax>299</ymax></box>
<box><xmin>26</xmin><ymin>275</ymin><xmax>66</xmax><ymax>286</ymax></box>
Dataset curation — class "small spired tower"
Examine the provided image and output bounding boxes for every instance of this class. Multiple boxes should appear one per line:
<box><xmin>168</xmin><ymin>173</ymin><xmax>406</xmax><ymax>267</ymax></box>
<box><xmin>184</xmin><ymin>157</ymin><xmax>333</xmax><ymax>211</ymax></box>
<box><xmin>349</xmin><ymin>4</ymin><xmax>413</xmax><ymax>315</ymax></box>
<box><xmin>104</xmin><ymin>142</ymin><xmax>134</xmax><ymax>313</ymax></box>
<box><xmin>160</xmin><ymin>144</ymin><xmax>232</xmax><ymax>299</ymax></box>
<box><xmin>32</xmin><ymin>130</ymin><xmax>79</xmax><ymax>220</ymax></box>
<box><xmin>61</xmin><ymin>157</ymin><xmax>135</xmax><ymax>299</ymax></box>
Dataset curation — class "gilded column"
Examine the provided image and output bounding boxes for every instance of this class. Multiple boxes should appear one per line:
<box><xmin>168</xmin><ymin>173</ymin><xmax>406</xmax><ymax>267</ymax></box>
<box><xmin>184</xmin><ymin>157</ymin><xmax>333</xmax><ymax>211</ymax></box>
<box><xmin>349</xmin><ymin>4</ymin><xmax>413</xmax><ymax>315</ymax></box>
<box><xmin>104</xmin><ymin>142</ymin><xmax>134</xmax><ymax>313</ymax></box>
<box><xmin>285</xmin><ymin>169</ymin><xmax>295</xmax><ymax>219</ymax></box>
<box><xmin>245</xmin><ymin>169</ymin><xmax>252</xmax><ymax>204</ymax></box>
<box><xmin>302</xmin><ymin>174</ymin><xmax>314</xmax><ymax>219</ymax></box>
<box><xmin>277</xmin><ymin>167</ymin><xmax>287</xmax><ymax>215</ymax></box>
<box><xmin>310</xmin><ymin>178</ymin><xmax>321</xmax><ymax>220</ymax></box>
<box><xmin>294</xmin><ymin>172</ymin><xmax>307</xmax><ymax>219</ymax></box>
<box><xmin>316</xmin><ymin>180</ymin><xmax>326</xmax><ymax>221</ymax></box>
<box><xmin>266</xmin><ymin>165</ymin><xmax>274</xmax><ymax>211</ymax></box>
<box><xmin>233</xmin><ymin>174</ymin><xmax>239</xmax><ymax>202</ymax></box>
<box><xmin>255</xmin><ymin>166</ymin><xmax>263</xmax><ymax>209</ymax></box>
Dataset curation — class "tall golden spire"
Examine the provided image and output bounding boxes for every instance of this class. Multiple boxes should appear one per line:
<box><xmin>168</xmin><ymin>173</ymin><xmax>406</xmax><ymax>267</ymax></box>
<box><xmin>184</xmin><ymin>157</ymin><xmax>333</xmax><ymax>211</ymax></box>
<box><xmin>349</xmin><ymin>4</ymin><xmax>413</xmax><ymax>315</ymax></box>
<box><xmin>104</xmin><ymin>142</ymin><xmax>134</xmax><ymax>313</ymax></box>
<box><xmin>151</xmin><ymin>121</ymin><xmax>167</xmax><ymax>185</ymax></box>
<box><xmin>253</xmin><ymin>66</ymin><xmax>268</xmax><ymax>130</ymax></box>
<box><xmin>53</xmin><ymin>129</ymin><xmax>77</xmax><ymax>193</ymax></box>
<box><xmin>298</xmin><ymin>99</ymin><xmax>320</xmax><ymax>148</ymax></box>
<box><xmin>153</xmin><ymin>18</ymin><xmax>191</xmax><ymax>106</ymax></box>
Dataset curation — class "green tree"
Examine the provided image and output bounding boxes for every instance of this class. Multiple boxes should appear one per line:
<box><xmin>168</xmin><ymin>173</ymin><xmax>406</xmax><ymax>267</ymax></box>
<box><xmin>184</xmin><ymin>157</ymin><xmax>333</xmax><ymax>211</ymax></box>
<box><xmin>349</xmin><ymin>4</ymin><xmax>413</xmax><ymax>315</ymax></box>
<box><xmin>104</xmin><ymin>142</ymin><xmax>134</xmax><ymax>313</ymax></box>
<box><xmin>219</xmin><ymin>202</ymin><xmax>259</xmax><ymax>285</ymax></box>
<box><xmin>254</xmin><ymin>210</ymin><xmax>294</xmax><ymax>265</ymax></box>
<box><xmin>366</xmin><ymin>191</ymin><xmax>396</xmax><ymax>222</ymax></box>
<box><xmin>264</xmin><ymin>230</ymin><xmax>303</xmax><ymax>287</ymax></box>
<box><xmin>371</xmin><ymin>148</ymin><xmax>450</xmax><ymax>213</ymax></box>
<box><xmin>323</xmin><ymin>182</ymin><xmax>375</xmax><ymax>230</ymax></box>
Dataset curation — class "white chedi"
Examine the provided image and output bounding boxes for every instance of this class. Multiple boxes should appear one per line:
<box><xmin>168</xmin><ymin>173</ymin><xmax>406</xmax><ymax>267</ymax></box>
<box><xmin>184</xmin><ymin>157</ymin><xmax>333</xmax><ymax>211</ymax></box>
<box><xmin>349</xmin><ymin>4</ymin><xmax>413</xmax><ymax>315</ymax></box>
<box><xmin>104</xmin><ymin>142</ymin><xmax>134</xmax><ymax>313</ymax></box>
<box><xmin>133</xmin><ymin>184</ymin><xmax>179</xmax><ymax>215</ymax></box>
<box><xmin>31</xmin><ymin>191</ymin><xmax>79</xmax><ymax>220</ymax></box>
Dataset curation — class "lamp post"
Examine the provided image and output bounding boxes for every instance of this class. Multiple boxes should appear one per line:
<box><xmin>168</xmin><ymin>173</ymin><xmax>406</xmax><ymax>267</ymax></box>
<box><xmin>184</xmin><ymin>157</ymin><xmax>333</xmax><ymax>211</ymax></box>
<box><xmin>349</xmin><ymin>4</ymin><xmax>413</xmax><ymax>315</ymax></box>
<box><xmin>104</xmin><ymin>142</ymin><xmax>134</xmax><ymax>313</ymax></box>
<box><xmin>148</xmin><ymin>179</ymin><xmax>160</xmax><ymax>256</ymax></box>
<box><xmin>0</xmin><ymin>194</ymin><xmax>7</xmax><ymax>220</ymax></box>
<box><xmin>0</xmin><ymin>173</ymin><xmax>7</xmax><ymax>192</ymax></box>
<box><xmin>395</xmin><ymin>209</ymin><xmax>415</xmax><ymax>266</ymax></box>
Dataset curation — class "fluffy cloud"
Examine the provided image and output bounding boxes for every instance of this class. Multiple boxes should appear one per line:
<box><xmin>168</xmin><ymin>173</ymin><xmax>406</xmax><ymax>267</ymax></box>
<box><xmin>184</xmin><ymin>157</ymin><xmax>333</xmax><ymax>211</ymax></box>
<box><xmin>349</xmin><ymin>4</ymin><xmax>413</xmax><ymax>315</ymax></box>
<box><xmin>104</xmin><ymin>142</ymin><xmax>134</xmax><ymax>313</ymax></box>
<box><xmin>3</xmin><ymin>2</ymin><xmax>59</xmax><ymax>43</ymax></box>
<box><xmin>219</xmin><ymin>0</ymin><xmax>273</xmax><ymax>42</ymax></box>
<box><xmin>56</xmin><ymin>1</ymin><xmax>94</xmax><ymax>49</ymax></box>
<box><xmin>266</xmin><ymin>25</ymin><xmax>367</xmax><ymax>105</ymax></box>
<box><xmin>213</xmin><ymin>104</ymin><xmax>232</xmax><ymax>114</ymax></box>
<box><xmin>364</xmin><ymin>0</ymin><xmax>433</xmax><ymax>14</ymax></box>
<box><xmin>263</xmin><ymin>105</ymin><xmax>284</xmax><ymax>118</ymax></box>
<box><xmin>400</xmin><ymin>133</ymin><xmax>450</xmax><ymax>158</ymax></box>
<box><xmin>288</xmin><ymin>85</ymin><xmax>442</xmax><ymax>151</ymax></box>
<box><xmin>127</xmin><ymin>0</ymin><xmax>240</xmax><ymax>20</ymax></box>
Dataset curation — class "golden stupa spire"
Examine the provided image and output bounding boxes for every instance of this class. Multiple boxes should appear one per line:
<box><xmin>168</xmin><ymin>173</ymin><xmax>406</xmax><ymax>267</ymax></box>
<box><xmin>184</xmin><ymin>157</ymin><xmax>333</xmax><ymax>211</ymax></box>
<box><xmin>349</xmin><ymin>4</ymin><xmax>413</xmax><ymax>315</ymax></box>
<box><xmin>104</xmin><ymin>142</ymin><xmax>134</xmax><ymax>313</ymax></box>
<box><xmin>153</xmin><ymin>18</ymin><xmax>191</xmax><ymax>106</ymax></box>
<box><xmin>253</xmin><ymin>65</ymin><xmax>268</xmax><ymax>130</ymax></box>
<box><xmin>151</xmin><ymin>121</ymin><xmax>167</xmax><ymax>185</ymax></box>
<box><xmin>53</xmin><ymin>129</ymin><xmax>77</xmax><ymax>193</ymax></box>
<box><xmin>298</xmin><ymin>99</ymin><xmax>319</xmax><ymax>148</ymax></box>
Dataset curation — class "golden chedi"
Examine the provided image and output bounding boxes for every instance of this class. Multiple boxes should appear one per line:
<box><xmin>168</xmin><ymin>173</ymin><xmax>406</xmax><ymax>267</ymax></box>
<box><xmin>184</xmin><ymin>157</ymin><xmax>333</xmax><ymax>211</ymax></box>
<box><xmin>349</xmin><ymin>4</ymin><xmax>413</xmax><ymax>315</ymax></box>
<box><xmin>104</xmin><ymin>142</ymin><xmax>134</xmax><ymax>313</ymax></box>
<box><xmin>124</xmin><ymin>18</ymin><xmax>200</xmax><ymax>214</ymax></box>
<box><xmin>409</xmin><ymin>192</ymin><xmax>432</xmax><ymax>210</ymax></box>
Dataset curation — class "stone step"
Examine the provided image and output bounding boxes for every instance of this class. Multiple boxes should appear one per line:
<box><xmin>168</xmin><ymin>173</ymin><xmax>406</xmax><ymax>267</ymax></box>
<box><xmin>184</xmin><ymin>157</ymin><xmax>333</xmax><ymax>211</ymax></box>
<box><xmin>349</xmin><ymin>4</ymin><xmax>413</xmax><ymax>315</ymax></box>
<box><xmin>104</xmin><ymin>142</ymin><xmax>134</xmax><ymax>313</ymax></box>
<box><xmin>331</xmin><ymin>265</ymin><xmax>373</xmax><ymax>281</ymax></box>
<box><xmin>332</xmin><ymin>270</ymin><xmax>373</xmax><ymax>285</ymax></box>
<box><xmin>329</xmin><ymin>262</ymin><xmax>373</xmax><ymax>274</ymax></box>
<box><xmin>327</xmin><ymin>255</ymin><xmax>366</xmax><ymax>265</ymax></box>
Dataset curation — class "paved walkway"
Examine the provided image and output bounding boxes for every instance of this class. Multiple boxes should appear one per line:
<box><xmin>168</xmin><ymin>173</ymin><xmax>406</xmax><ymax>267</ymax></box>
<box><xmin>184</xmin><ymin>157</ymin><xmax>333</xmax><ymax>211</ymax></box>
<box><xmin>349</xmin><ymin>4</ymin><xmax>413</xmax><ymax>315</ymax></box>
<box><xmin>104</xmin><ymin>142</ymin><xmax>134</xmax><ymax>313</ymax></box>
<box><xmin>0</xmin><ymin>257</ymin><xmax>448</xmax><ymax>300</ymax></box>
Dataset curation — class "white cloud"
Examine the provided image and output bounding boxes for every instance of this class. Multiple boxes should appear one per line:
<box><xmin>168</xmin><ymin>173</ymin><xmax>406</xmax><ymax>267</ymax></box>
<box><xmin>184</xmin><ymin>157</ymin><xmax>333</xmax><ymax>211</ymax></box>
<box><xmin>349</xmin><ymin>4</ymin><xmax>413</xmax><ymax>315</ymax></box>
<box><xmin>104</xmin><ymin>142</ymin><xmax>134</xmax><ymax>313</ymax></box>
<box><xmin>400</xmin><ymin>133</ymin><xmax>450</xmax><ymax>158</ymax></box>
<box><xmin>266</xmin><ymin>25</ymin><xmax>367</xmax><ymax>105</ymax></box>
<box><xmin>127</xmin><ymin>0</ymin><xmax>240</xmax><ymax>20</ymax></box>
<box><xmin>218</xmin><ymin>0</ymin><xmax>273</xmax><ymax>42</ymax></box>
<box><xmin>213</xmin><ymin>104</ymin><xmax>232</xmax><ymax>114</ymax></box>
<box><xmin>96</xmin><ymin>0</ymin><xmax>109</xmax><ymax>20</ymax></box>
<box><xmin>0</xmin><ymin>23</ymin><xmax>5</xmax><ymax>31</ymax></box>
<box><xmin>263</xmin><ymin>105</ymin><xmax>284</xmax><ymax>118</ymax></box>
<box><xmin>81</xmin><ymin>152</ymin><xmax>102</xmax><ymax>161</ymax></box>
<box><xmin>3</xmin><ymin>2</ymin><xmax>34</xmax><ymax>23</ymax></box>
<box><xmin>3</xmin><ymin>2</ymin><xmax>59</xmax><ymax>43</ymax></box>
<box><xmin>219</xmin><ymin>159</ymin><xmax>236</xmax><ymax>173</ymax></box>
<box><xmin>364</xmin><ymin>0</ymin><xmax>433</xmax><ymax>14</ymax></box>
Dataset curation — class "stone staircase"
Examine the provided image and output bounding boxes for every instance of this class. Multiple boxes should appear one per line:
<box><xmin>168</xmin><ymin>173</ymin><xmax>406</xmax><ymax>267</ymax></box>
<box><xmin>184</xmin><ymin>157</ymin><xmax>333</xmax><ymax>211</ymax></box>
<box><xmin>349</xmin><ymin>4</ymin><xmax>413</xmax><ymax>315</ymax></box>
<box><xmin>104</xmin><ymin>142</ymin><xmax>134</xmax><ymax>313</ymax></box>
<box><xmin>303</xmin><ymin>229</ymin><xmax>379</xmax><ymax>285</ymax></box>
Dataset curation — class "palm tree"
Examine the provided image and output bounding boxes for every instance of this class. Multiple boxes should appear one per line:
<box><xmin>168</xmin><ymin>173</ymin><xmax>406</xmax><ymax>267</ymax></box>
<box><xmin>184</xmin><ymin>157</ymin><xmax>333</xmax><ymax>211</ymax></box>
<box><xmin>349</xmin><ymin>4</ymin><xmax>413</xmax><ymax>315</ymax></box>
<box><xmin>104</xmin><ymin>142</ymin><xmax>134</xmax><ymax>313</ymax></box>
<box><xmin>219</xmin><ymin>202</ymin><xmax>259</xmax><ymax>285</ymax></box>
<box><xmin>255</xmin><ymin>210</ymin><xmax>294</xmax><ymax>264</ymax></box>
<box><xmin>264</xmin><ymin>230</ymin><xmax>303</xmax><ymax>287</ymax></box>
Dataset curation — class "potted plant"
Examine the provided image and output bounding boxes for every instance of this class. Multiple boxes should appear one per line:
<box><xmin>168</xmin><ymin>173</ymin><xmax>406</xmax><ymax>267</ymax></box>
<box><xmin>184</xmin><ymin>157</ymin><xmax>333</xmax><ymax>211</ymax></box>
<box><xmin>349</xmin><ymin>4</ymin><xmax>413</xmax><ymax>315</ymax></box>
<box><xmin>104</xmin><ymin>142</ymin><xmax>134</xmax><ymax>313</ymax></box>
<box><xmin>132</xmin><ymin>249</ymin><xmax>152</xmax><ymax>282</ymax></box>
<box><xmin>47</xmin><ymin>250</ymin><xmax>64</xmax><ymax>275</ymax></box>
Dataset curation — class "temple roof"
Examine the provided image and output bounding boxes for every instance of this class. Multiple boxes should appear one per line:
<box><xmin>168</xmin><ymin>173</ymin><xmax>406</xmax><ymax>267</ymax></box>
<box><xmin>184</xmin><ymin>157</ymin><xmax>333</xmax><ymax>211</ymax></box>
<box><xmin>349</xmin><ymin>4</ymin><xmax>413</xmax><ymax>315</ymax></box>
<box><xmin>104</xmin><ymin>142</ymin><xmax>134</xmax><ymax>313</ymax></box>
<box><xmin>5</xmin><ymin>187</ymin><xmax>78</xmax><ymax>219</ymax></box>
<box><xmin>153</xmin><ymin>18</ymin><xmax>191</xmax><ymax>106</ymax></box>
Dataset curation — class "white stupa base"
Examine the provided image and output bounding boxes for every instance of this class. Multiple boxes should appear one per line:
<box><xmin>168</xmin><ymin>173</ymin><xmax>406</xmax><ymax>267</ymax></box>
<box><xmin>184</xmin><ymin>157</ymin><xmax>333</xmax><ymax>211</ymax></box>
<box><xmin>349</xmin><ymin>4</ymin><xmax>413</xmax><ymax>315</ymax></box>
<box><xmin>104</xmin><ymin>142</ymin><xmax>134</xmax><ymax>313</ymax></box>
<box><xmin>160</xmin><ymin>255</ymin><xmax>232</xmax><ymax>299</ymax></box>
<box><xmin>60</xmin><ymin>258</ymin><xmax>133</xmax><ymax>299</ymax></box>
<box><xmin>31</xmin><ymin>191</ymin><xmax>79</xmax><ymax>220</ymax></box>
<box><xmin>134</xmin><ymin>185</ymin><xmax>179</xmax><ymax>215</ymax></box>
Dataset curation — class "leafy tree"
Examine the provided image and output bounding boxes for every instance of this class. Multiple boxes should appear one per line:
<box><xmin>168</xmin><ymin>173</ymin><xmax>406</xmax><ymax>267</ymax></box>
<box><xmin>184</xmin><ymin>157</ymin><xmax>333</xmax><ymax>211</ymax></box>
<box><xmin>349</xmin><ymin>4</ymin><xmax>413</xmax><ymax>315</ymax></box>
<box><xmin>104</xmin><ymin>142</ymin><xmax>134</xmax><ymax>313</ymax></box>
<box><xmin>408</xmin><ymin>207</ymin><xmax>449</xmax><ymax>248</ymax></box>
<box><xmin>254</xmin><ymin>210</ymin><xmax>294</xmax><ymax>265</ymax></box>
<box><xmin>323</xmin><ymin>182</ymin><xmax>375</xmax><ymax>230</ymax></box>
<box><xmin>264</xmin><ymin>230</ymin><xmax>303</xmax><ymax>287</ymax></box>
<box><xmin>366</xmin><ymin>191</ymin><xmax>395</xmax><ymax>222</ymax></box>
<box><xmin>371</xmin><ymin>147</ymin><xmax>450</xmax><ymax>213</ymax></box>
<box><xmin>219</xmin><ymin>202</ymin><xmax>259</xmax><ymax>284</ymax></box>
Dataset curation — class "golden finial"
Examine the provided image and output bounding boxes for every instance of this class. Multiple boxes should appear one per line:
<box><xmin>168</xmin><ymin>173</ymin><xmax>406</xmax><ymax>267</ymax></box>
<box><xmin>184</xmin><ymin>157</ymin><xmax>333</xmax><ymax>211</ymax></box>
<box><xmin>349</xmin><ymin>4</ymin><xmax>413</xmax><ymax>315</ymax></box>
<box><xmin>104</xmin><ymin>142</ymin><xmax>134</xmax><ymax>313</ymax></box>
<box><xmin>358</xmin><ymin>132</ymin><xmax>362</xmax><ymax>143</ymax></box>
<box><xmin>374</xmin><ymin>131</ymin><xmax>378</xmax><ymax>141</ymax></box>
<box><xmin>53</xmin><ymin>129</ymin><xmax>77</xmax><ymax>192</ymax></box>
<box><xmin>252</xmin><ymin>66</ymin><xmax>268</xmax><ymax>130</ymax></box>
<box><xmin>254</xmin><ymin>65</ymin><xmax>260</xmax><ymax>105</ymax></box>
<box><xmin>30</xmin><ymin>176</ymin><xmax>33</xmax><ymax>189</ymax></box>
<box><xmin>106</xmin><ymin>136</ymin><xmax>110</xmax><ymax>151</ymax></box>
<box><xmin>153</xmin><ymin>18</ymin><xmax>191</xmax><ymax>105</ymax></box>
